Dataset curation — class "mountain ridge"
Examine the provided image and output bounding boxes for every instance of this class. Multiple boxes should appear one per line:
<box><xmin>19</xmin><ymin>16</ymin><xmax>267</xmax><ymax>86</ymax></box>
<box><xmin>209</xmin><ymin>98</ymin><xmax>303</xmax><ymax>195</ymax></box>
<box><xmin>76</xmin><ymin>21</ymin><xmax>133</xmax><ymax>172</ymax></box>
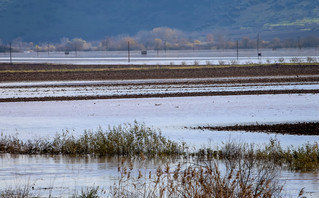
<box><xmin>0</xmin><ymin>0</ymin><xmax>318</xmax><ymax>43</ymax></box>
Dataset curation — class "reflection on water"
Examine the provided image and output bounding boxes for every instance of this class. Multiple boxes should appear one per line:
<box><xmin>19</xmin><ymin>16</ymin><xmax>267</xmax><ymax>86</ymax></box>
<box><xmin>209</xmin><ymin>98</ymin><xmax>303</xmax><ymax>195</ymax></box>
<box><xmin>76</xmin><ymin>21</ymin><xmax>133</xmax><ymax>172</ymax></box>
<box><xmin>1</xmin><ymin>154</ymin><xmax>318</xmax><ymax>197</ymax></box>
<box><xmin>0</xmin><ymin>154</ymin><xmax>181</xmax><ymax>197</ymax></box>
<box><xmin>0</xmin><ymin>48</ymin><xmax>319</xmax><ymax>65</ymax></box>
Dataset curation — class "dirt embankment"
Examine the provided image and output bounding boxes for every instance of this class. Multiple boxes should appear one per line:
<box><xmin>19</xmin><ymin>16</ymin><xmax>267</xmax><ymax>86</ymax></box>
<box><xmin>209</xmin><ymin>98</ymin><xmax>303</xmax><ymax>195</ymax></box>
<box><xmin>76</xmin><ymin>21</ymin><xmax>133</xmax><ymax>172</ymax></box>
<box><xmin>193</xmin><ymin>122</ymin><xmax>319</xmax><ymax>136</ymax></box>
<box><xmin>1</xmin><ymin>63</ymin><xmax>319</xmax><ymax>82</ymax></box>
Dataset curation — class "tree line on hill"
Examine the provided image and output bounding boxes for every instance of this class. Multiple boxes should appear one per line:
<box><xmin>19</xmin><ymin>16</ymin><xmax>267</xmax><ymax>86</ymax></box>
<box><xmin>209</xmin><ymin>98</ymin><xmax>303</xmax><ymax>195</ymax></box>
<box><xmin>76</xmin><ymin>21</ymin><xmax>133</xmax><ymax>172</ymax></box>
<box><xmin>1</xmin><ymin>27</ymin><xmax>319</xmax><ymax>53</ymax></box>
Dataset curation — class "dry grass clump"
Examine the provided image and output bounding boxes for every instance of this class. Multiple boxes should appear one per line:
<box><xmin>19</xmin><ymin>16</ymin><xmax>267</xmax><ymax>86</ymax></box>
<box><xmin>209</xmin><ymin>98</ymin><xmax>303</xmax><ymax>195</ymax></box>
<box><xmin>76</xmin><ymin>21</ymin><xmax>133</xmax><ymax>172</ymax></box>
<box><xmin>0</xmin><ymin>181</ymin><xmax>39</xmax><ymax>198</ymax></box>
<box><xmin>0</xmin><ymin>121</ymin><xmax>185</xmax><ymax>157</ymax></box>
<box><xmin>0</xmin><ymin>185</ymin><xmax>100</xmax><ymax>198</ymax></box>
<box><xmin>0</xmin><ymin>188</ymin><xmax>37</xmax><ymax>198</ymax></box>
<box><xmin>110</xmin><ymin>156</ymin><xmax>284</xmax><ymax>198</ymax></box>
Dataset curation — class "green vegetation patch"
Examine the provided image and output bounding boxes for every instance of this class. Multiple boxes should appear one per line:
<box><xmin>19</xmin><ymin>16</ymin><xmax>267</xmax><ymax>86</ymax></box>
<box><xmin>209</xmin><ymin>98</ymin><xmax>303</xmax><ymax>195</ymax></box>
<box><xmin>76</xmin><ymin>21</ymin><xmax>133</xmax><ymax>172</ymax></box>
<box><xmin>264</xmin><ymin>17</ymin><xmax>319</xmax><ymax>29</ymax></box>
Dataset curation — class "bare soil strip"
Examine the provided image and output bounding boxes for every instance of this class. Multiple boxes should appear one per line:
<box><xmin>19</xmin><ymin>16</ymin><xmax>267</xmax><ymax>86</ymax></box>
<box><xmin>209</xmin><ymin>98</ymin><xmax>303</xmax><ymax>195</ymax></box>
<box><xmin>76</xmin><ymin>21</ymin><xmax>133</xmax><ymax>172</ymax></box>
<box><xmin>194</xmin><ymin>122</ymin><xmax>319</xmax><ymax>136</ymax></box>
<box><xmin>1</xmin><ymin>63</ymin><xmax>319</xmax><ymax>82</ymax></box>
<box><xmin>1</xmin><ymin>89</ymin><xmax>319</xmax><ymax>103</ymax></box>
<box><xmin>1</xmin><ymin>75</ymin><xmax>319</xmax><ymax>89</ymax></box>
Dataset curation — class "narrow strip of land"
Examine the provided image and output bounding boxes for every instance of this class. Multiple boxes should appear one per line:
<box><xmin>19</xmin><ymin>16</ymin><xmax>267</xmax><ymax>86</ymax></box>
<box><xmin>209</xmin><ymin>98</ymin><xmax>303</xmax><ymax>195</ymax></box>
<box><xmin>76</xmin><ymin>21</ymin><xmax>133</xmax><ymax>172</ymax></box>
<box><xmin>193</xmin><ymin>122</ymin><xmax>319</xmax><ymax>136</ymax></box>
<box><xmin>1</xmin><ymin>63</ymin><xmax>319</xmax><ymax>82</ymax></box>
<box><xmin>1</xmin><ymin>89</ymin><xmax>318</xmax><ymax>102</ymax></box>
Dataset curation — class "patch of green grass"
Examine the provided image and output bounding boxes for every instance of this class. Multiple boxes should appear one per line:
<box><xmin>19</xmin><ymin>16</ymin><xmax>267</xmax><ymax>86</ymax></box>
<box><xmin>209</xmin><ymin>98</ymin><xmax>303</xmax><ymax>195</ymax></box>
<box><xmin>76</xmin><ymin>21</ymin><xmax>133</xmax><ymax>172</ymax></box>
<box><xmin>264</xmin><ymin>17</ymin><xmax>319</xmax><ymax>28</ymax></box>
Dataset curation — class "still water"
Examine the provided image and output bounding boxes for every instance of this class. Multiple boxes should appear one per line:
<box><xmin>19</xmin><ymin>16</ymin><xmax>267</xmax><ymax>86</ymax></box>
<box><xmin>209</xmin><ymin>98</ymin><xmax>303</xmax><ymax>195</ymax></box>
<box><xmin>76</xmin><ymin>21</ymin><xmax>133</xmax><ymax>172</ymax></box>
<box><xmin>0</xmin><ymin>48</ymin><xmax>319</xmax><ymax>65</ymax></box>
<box><xmin>1</xmin><ymin>154</ymin><xmax>319</xmax><ymax>197</ymax></box>
<box><xmin>1</xmin><ymin>48</ymin><xmax>319</xmax><ymax>196</ymax></box>
<box><xmin>0</xmin><ymin>94</ymin><xmax>319</xmax><ymax>196</ymax></box>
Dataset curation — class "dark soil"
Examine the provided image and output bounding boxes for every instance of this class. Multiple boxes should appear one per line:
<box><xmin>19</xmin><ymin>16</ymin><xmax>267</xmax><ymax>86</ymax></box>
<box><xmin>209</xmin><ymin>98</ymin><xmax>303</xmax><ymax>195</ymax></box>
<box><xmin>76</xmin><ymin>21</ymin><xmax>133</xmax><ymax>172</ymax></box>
<box><xmin>1</xmin><ymin>63</ymin><xmax>319</xmax><ymax>82</ymax></box>
<box><xmin>1</xmin><ymin>89</ymin><xmax>319</xmax><ymax>103</ymax></box>
<box><xmin>194</xmin><ymin>122</ymin><xmax>319</xmax><ymax>136</ymax></box>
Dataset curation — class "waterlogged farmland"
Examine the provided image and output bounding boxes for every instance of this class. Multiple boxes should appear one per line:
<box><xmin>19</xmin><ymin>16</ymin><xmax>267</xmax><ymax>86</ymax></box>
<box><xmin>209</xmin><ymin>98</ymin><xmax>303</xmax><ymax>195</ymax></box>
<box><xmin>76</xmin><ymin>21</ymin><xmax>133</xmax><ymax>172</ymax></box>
<box><xmin>1</xmin><ymin>95</ymin><xmax>319</xmax><ymax>196</ymax></box>
<box><xmin>0</xmin><ymin>52</ymin><xmax>319</xmax><ymax>197</ymax></box>
<box><xmin>1</xmin><ymin>77</ymin><xmax>319</xmax><ymax>101</ymax></box>
<box><xmin>1</xmin><ymin>48</ymin><xmax>319</xmax><ymax>65</ymax></box>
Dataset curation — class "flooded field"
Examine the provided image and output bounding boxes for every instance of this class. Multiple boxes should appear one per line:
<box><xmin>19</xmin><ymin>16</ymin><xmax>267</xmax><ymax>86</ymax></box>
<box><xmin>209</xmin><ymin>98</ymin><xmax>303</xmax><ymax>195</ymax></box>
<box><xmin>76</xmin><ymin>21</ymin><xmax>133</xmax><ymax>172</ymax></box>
<box><xmin>0</xmin><ymin>48</ymin><xmax>319</xmax><ymax>65</ymax></box>
<box><xmin>1</xmin><ymin>94</ymin><xmax>318</xmax><ymax>146</ymax></box>
<box><xmin>1</xmin><ymin>93</ymin><xmax>319</xmax><ymax>196</ymax></box>
<box><xmin>1</xmin><ymin>153</ymin><xmax>319</xmax><ymax>197</ymax></box>
<box><xmin>1</xmin><ymin>76</ymin><xmax>318</xmax><ymax>101</ymax></box>
<box><xmin>0</xmin><ymin>58</ymin><xmax>319</xmax><ymax>197</ymax></box>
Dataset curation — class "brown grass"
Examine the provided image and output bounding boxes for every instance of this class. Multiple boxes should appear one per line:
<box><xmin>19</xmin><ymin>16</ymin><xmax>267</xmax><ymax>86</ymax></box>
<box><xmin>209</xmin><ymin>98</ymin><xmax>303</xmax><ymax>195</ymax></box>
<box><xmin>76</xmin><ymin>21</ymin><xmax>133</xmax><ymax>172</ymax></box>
<box><xmin>110</xmin><ymin>158</ymin><xmax>284</xmax><ymax>198</ymax></box>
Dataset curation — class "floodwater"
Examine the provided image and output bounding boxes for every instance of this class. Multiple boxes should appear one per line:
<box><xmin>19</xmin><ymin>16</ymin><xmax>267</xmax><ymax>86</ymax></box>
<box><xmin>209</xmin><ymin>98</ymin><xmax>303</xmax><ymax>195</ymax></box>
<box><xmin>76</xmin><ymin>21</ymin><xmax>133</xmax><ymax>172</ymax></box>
<box><xmin>1</xmin><ymin>77</ymin><xmax>318</xmax><ymax>99</ymax></box>
<box><xmin>0</xmin><ymin>94</ymin><xmax>319</xmax><ymax>196</ymax></box>
<box><xmin>0</xmin><ymin>94</ymin><xmax>318</xmax><ymax>146</ymax></box>
<box><xmin>1</xmin><ymin>154</ymin><xmax>319</xmax><ymax>197</ymax></box>
<box><xmin>0</xmin><ymin>48</ymin><xmax>319</xmax><ymax>65</ymax></box>
<box><xmin>1</xmin><ymin>49</ymin><xmax>319</xmax><ymax>196</ymax></box>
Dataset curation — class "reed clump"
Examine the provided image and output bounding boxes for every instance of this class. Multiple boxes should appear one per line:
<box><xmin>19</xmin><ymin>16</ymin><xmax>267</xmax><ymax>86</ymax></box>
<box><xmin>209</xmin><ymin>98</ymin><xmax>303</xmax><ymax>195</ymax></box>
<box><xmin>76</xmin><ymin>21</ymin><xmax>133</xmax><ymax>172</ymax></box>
<box><xmin>0</xmin><ymin>181</ymin><xmax>39</xmax><ymax>198</ymax></box>
<box><xmin>110</xmin><ymin>157</ymin><xmax>284</xmax><ymax>198</ymax></box>
<box><xmin>0</xmin><ymin>122</ymin><xmax>185</xmax><ymax>157</ymax></box>
<box><xmin>1</xmin><ymin>123</ymin><xmax>319</xmax><ymax>171</ymax></box>
<box><xmin>196</xmin><ymin>138</ymin><xmax>319</xmax><ymax>172</ymax></box>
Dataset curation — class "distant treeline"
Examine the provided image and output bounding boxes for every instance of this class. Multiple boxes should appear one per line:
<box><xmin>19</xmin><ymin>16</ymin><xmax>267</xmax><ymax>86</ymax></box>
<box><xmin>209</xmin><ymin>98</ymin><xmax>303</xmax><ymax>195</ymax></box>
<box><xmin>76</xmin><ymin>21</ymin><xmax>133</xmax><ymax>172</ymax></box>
<box><xmin>1</xmin><ymin>27</ymin><xmax>319</xmax><ymax>52</ymax></box>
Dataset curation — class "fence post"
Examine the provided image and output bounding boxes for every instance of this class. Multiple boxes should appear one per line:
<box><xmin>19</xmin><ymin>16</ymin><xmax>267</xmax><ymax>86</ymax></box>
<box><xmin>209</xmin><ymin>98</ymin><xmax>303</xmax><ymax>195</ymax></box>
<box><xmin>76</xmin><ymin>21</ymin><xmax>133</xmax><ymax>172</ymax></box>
<box><xmin>9</xmin><ymin>42</ymin><xmax>12</xmax><ymax>64</ymax></box>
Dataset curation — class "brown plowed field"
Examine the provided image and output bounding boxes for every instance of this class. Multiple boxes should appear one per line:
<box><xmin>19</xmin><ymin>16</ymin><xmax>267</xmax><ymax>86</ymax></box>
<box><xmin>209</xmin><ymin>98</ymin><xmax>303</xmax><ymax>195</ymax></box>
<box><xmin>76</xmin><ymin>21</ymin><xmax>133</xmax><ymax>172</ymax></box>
<box><xmin>1</xmin><ymin>63</ymin><xmax>319</xmax><ymax>82</ymax></box>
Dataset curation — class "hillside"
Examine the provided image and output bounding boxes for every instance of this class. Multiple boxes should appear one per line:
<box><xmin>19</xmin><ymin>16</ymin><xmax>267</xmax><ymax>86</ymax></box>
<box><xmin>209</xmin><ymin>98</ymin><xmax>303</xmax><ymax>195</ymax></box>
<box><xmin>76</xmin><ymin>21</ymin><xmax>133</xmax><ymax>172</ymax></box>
<box><xmin>0</xmin><ymin>0</ymin><xmax>319</xmax><ymax>42</ymax></box>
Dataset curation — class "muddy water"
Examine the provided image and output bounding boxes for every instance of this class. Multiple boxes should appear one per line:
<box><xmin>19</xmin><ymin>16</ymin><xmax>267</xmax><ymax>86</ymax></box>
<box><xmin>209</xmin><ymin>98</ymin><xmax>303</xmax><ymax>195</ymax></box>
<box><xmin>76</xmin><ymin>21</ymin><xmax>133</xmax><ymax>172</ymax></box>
<box><xmin>0</xmin><ymin>94</ymin><xmax>319</xmax><ymax>196</ymax></box>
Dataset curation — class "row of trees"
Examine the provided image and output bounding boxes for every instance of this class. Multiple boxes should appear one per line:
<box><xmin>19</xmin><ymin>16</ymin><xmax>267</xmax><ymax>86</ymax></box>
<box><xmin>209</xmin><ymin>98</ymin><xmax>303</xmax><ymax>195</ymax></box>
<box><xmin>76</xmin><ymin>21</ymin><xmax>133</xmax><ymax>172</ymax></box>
<box><xmin>1</xmin><ymin>27</ymin><xmax>319</xmax><ymax>52</ymax></box>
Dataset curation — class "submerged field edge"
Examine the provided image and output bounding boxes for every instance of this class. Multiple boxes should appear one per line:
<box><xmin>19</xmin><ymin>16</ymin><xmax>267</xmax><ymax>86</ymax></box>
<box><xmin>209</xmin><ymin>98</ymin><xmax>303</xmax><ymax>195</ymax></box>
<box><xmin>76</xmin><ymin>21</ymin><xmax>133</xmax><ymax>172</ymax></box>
<box><xmin>0</xmin><ymin>89</ymin><xmax>318</xmax><ymax>102</ymax></box>
<box><xmin>193</xmin><ymin>122</ymin><xmax>319</xmax><ymax>136</ymax></box>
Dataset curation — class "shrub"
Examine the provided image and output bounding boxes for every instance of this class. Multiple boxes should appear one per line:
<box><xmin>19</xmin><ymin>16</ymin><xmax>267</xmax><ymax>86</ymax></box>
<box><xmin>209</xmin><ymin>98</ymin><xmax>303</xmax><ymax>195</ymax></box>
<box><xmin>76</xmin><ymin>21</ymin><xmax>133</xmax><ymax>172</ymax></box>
<box><xmin>278</xmin><ymin>58</ymin><xmax>285</xmax><ymax>63</ymax></box>
<box><xmin>290</xmin><ymin>57</ymin><xmax>301</xmax><ymax>63</ymax></box>
<box><xmin>229</xmin><ymin>60</ymin><xmax>238</xmax><ymax>65</ymax></box>
<box><xmin>307</xmin><ymin>56</ymin><xmax>316</xmax><ymax>63</ymax></box>
<box><xmin>218</xmin><ymin>60</ymin><xmax>225</xmax><ymax>65</ymax></box>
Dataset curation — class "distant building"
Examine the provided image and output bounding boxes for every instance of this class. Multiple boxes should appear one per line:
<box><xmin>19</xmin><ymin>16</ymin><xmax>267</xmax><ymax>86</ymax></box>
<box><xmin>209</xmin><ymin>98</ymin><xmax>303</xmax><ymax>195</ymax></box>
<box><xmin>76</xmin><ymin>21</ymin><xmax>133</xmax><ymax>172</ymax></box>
<box><xmin>141</xmin><ymin>50</ymin><xmax>147</xmax><ymax>55</ymax></box>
